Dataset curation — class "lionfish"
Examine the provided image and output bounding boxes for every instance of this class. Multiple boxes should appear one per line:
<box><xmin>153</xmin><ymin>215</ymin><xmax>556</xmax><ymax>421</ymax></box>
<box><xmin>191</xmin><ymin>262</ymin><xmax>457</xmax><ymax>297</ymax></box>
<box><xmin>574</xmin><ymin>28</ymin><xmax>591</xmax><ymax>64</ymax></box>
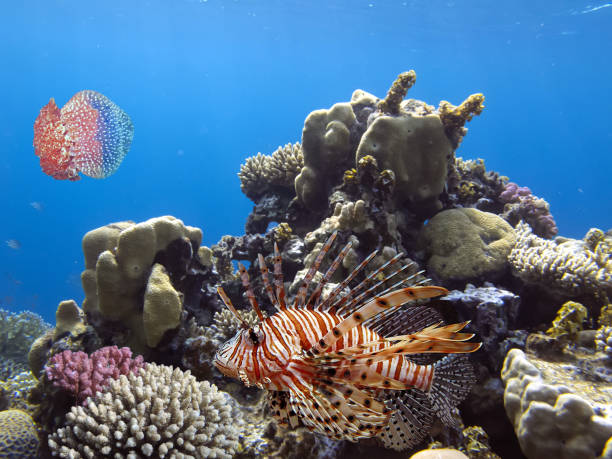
<box><xmin>214</xmin><ymin>232</ymin><xmax>481</xmax><ymax>450</ymax></box>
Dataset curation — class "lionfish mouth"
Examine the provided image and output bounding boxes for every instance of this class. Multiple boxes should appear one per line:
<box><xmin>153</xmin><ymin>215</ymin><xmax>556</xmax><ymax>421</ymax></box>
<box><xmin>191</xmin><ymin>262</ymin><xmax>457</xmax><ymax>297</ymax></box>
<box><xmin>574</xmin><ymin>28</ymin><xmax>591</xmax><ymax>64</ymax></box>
<box><xmin>213</xmin><ymin>354</ymin><xmax>237</xmax><ymax>378</ymax></box>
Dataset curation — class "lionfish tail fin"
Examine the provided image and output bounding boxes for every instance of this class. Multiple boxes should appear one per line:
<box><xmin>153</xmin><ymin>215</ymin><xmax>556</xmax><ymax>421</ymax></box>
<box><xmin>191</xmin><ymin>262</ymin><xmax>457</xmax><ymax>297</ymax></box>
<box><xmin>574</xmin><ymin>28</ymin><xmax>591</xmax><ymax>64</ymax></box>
<box><xmin>429</xmin><ymin>354</ymin><xmax>476</xmax><ymax>426</ymax></box>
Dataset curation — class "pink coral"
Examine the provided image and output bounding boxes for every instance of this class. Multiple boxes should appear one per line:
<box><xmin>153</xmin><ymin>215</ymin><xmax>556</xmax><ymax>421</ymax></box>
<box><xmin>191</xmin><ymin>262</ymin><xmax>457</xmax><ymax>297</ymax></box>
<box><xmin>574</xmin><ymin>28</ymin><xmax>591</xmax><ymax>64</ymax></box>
<box><xmin>45</xmin><ymin>346</ymin><xmax>145</xmax><ymax>404</ymax></box>
<box><xmin>499</xmin><ymin>182</ymin><xmax>558</xmax><ymax>239</ymax></box>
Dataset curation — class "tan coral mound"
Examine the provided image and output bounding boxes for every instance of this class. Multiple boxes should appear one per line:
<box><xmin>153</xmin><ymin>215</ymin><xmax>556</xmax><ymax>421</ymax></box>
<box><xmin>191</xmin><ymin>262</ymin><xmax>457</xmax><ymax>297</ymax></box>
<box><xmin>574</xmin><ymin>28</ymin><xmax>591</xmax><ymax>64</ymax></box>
<box><xmin>419</xmin><ymin>208</ymin><xmax>516</xmax><ymax>281</ymax></box>
<box><xmin>48</xmin><ymin>364</ymin><xmax>240</xmax><ymax>459</ymax></box>
<box><xmin>81</xmin><ymin>216</ymin><xmax>202</xmax><ymax>351</ymax></box>
<box><xmin>501</xmin><ymin>348</ymin><xmax>612</xmax><ymax>459</ymax></box>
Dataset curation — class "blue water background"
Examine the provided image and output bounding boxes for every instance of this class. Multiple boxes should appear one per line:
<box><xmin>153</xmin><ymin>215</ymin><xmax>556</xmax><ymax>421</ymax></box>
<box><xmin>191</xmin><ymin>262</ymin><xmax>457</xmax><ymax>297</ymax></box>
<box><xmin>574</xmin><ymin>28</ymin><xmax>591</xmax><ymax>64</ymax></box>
<box><xmin>1</xmin><ymin>0</ymin><xmax>610</xmax><ymax>322</ymax></box>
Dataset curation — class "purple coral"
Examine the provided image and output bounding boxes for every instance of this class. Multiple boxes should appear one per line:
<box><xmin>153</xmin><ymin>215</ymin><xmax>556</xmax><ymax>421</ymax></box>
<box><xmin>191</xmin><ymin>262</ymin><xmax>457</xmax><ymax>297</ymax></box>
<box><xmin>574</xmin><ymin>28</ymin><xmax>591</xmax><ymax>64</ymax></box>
<box><xmin>45</xmin><ymin>346</ymin><xmax>145</xmax><ymax>404</ymax></box>
<box><xmin>499</xmin><ymin>182</ymin><xmax>558</xmax><ymax>239</ymax></box>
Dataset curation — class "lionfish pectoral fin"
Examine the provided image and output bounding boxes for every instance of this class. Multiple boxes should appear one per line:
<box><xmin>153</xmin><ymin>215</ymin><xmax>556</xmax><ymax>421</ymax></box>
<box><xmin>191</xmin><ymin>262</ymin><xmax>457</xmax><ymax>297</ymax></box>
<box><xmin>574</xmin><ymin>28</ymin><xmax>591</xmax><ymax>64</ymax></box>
<box><xmin>287</xmin><ymin>382</ymin><xmax>385</xmax><ymax>440</ymax></box>
<box><xmin>268</xmin><ymin>390</ymin><xmax>298</xmax><ymax>428</ymax></box>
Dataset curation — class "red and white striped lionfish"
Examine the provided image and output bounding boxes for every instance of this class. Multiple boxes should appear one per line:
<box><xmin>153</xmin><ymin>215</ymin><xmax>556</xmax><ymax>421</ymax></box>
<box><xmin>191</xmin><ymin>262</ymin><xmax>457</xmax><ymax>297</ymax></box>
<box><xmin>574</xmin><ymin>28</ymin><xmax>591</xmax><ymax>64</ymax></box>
<box><xmin>214</xmin><ymin>232</ymin><xmax>481</xmax><ymax>450</ymax></box>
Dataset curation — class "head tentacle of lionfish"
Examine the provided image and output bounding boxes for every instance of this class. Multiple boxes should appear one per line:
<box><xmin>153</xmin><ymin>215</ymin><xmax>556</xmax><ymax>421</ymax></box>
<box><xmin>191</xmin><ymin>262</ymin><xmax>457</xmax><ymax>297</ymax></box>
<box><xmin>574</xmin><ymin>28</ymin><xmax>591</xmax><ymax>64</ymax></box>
<box><xmin>214</xmin><ymin>231</ymin><xmax>482</xmax><ymax>451</ymax></box>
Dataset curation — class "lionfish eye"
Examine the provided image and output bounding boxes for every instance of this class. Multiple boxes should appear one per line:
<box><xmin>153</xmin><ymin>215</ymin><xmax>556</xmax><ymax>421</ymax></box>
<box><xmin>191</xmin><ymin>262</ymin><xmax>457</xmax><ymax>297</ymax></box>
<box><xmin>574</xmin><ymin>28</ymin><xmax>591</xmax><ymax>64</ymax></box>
<box><xmin>248</xmin><ymin>328</ymin><xmax>260</xmax><ymax>344</ymax></box>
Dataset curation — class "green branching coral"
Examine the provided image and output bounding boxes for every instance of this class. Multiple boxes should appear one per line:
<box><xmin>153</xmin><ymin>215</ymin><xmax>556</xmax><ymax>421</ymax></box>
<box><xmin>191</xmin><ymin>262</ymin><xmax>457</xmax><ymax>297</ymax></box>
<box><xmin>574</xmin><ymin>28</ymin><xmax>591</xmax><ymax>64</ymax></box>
<box><xmin>378</xmin><ymin>70</ymin><xmax>416</xmax><ymax>115</ymax></box>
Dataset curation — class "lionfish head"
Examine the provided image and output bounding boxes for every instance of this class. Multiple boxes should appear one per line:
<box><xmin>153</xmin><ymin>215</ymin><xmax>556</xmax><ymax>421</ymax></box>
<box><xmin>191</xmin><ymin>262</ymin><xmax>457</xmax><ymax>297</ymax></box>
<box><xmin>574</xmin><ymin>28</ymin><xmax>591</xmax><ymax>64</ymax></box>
<box><xmin>213</xmin><ymin>324</ymin><xmax>264</xmax><ymax>381</ymax></box>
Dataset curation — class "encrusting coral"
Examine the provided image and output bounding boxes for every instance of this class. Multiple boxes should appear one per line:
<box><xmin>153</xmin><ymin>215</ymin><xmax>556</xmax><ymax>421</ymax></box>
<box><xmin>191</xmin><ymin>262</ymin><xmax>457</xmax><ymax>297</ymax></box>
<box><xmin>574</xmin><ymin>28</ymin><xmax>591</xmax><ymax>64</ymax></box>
<box><xmin>0</xmin><ymin>409</ymin><xmax>39</xmax><ymax>458</ymax></box>
<box><xmin>48</xmin><ymin>363</ymin><xmax>240</xmax><ymax>458</ymax></box>
<box><xmin>509</xmin><ymin>222</ymin><xmax>612</xmax><ymax>301</ymax></box>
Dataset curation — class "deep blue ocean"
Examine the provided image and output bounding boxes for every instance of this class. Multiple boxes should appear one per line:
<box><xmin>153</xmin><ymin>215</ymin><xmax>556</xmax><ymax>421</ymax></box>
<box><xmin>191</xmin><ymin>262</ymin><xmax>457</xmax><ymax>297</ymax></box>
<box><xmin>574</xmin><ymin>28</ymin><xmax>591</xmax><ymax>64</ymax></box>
<box><xmin>1</xmin><ymin>0</ymin><xmax>611</xmax><ymax>322</ymax></box>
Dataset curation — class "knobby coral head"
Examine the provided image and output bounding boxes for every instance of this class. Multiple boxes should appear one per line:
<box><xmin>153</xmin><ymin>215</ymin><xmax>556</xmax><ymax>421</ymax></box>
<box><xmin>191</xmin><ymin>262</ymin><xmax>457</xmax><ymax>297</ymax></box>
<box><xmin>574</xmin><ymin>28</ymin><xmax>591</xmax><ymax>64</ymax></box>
<box><xmin>45</xmin><ymin>345</ymin><xmax>145</xmax><ymax>404</ymax></box>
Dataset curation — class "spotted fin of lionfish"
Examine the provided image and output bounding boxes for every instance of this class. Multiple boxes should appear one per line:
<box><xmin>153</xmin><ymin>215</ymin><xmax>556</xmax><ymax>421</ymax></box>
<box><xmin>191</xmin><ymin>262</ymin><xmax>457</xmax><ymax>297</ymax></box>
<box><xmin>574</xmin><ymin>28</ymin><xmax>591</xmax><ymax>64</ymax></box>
<box><xmin>213</xmin><ymin>231</ymin><xmax>482</xmax><ymax>451</ymax></box>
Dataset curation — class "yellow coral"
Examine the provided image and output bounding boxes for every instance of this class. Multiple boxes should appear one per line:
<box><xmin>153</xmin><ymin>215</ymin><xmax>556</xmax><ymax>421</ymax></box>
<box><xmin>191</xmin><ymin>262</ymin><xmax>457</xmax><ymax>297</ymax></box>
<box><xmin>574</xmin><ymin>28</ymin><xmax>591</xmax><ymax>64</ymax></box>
<box><xmin>273</xmin><ymin>223</ymin><xmax>293</xmax><ymax>242</ymax></box>
<box><xmin>546</xmin><ymin>301</ymin><xmax>588</xmax><ymax>339</ymax></box>
<box><xmin>438</xmin><ymin>94</ymin><xmax>485</xmax><ymax>147</ymax></box>
<box><xmin>378</xmin><ymin>70</ymin><xmax>417</xmax><ymax>115</ymax></box>
<box><xmin>143</xmin><ymin>264</ymin><xmax>183</xmax><ymax>348</ymax></box>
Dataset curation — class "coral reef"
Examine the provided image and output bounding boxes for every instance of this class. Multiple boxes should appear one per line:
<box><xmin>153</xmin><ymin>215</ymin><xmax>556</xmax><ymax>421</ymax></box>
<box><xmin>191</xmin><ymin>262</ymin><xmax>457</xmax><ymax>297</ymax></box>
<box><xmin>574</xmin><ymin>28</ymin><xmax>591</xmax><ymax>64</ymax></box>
<box><xmin>501</xmin><ymin>348</ymin><xmax>612</xmax><ymax>458</ymax></box>
<box><xmin>0</xmin><ymin>309</ymin><xmax>51</xmax><ymax>366</ymax></box>
<box><xmin>45</xmin><ymin>346</ymin><xmax>144</xmax><ymax>404</ymax></box>
<box><xmin>80</xmin><ymin>215</ymin><xmax>223</xmax><ymax>357</ymax></box>
<box><xmin>48</xmin><ymin>364</ymin><xmax>240</xmax><ymax>458</ymax></box>
<box><xmin>445</xmin><ymin>157</ymin><xmax>508</xmax><ymax>211</ymax></box>
<box><xmin>509</xmin><ymin>222</ymin><xmax>612</xmax><ymax>301</ymax></box>
<box><xmin>28</xmin><ymin>300</ymin><xmax>99</xmax><ymax>379</ymax></box>
<box><xmin>13</xmin><ymin>70</ymin><xmax>609</xmax><ymax>459</ymax></box>
<box><xmin>291</xmin><ymin>71</ymin><xmax>483</xmax><ymax>216</ymax></box>
<box><xmin>418</xmin><ymin>208</ymin><xmax>516</xmax><ymax>282</ymax></box>
<box><xmin>81</xmin><ymin>216</ymin><xmax>202</xmax><ymax>351</ymax></box>
<box><xmin>0</xmin><ymin>409</ymin><xmax>39</xmax><ymax>458</ymax></box>
<box><xmin>437</xmin><ymin>93</ymin><xmax>485</xmax><ymax>149</ymax></box>
<box><xmin>0</xmin><ymin>371</ymin><xmax>36</xmax><ymax>414</ymax></box>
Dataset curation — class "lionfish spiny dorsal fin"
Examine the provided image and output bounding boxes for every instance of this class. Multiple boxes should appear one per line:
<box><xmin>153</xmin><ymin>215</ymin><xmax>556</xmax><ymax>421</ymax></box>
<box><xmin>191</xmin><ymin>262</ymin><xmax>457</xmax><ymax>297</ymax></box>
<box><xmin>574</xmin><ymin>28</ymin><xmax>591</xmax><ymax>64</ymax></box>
<box><xmin>336</xmin><ymin>261</ymin><xmax>414</xmax><ymax>316</ymax></box>
<box><xmin>368</xmin><ymin>303</ymin><xmax>440</xmax><ymax>337</ymax></box>
<box><xmin>258</xmin><ymin>254</ymin><xmax>279</xmax><ymax>310</ymax></box>
<box><xmin>238</xmin><ymin>262</ymin><xmax>264</xmax><ymax>321</ymax></box>
<box><xmin>273</xmin><ymin>242</ymin><xmax>287</xmax><ymax>310</ymax></box>
<box><xmin>332</xmin><ymin>253</ymin><xmax>404</xmax><ymax>315</ymax></box>
<box><xmin>307</xmin><ymin>240</ymin><xmax>353</xmax><ymax>309</ymax></box>
<box><xmin>217</xmin><ymin>286</ymin><xmax>250</xmax><ymax>328</ymax></box>
<box><xmin>293</xmin><ymin>231</ymin><xmax>338</xmax><ymax>309</ymax></box>
<box><xmin>311</xmin><ymin>286</ymin><xmax>449</xmax><ymax>354</ymax></box>
<box><xmin>320</xmin><ymin>249</ymin><xmax>378</xmax><ymax>312</ymax></box>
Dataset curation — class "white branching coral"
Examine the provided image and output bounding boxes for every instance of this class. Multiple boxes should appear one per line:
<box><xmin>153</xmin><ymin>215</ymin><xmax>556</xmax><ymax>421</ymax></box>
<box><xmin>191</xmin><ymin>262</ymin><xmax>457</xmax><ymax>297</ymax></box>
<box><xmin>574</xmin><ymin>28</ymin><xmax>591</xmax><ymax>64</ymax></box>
<box><xmin>48</xmin><ymin>364</ymin><xmax>240</xmax><ymax>459</ymax></box>
<box><xmin>509</xmin><ymin>222</ymin><xmax>612</xmax><ymax>299</ymax></box>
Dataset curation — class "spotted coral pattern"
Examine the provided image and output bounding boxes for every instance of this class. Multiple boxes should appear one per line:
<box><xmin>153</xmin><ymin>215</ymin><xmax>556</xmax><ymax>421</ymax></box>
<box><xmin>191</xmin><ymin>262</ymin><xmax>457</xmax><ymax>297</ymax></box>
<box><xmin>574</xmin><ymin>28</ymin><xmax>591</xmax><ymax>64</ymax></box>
<box><xmin>0</xmin><ymin>409</ymin><xmax>39</xmax><ymax>458</ymax></box>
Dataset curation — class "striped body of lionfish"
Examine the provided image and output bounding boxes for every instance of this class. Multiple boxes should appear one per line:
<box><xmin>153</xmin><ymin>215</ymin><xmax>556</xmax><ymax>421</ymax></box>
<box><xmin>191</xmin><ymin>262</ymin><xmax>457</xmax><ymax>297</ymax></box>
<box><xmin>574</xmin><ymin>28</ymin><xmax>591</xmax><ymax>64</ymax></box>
<box><xmin>214</xmin><ymin>232</ymin><xmax>481</xmax><ymax>450</ymax></box>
